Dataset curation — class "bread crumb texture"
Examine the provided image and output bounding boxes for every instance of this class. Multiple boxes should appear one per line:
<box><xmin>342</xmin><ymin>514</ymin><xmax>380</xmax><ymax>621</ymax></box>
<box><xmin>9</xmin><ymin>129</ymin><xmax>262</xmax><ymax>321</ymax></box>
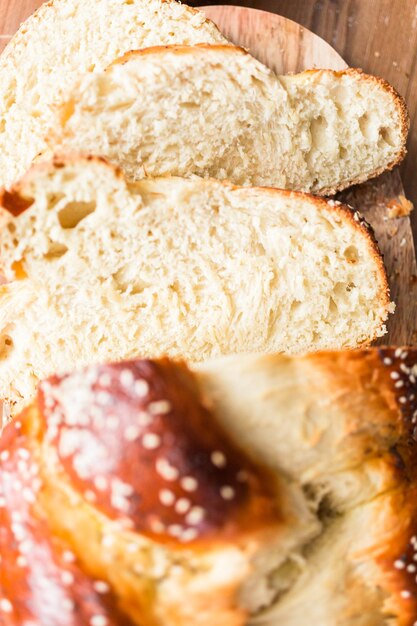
<box><xmin>48</xmin><ymin>46</ymin><xmax>409</xmax><ymax>194</ymax></box>
<box><xmin>0</xmin><ymin>157</ymin><xmax>392</xmax><ymax>412</ymax></box>
<box><xmin>0</xmin><ymin>0</ymin><xmax>225</xmax><ymax>186</ymax></box>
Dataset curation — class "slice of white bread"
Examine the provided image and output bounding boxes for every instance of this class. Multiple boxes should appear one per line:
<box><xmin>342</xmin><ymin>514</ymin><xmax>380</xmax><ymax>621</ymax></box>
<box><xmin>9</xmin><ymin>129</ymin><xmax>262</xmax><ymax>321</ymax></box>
<box><xmin>0</xmin><ymin>156</ymin><xmax>392</xmax><ymax>413</ymax></box>
<box><xmin>0</xmin><ymin>0</ymin><xmax>225</xmax><ymax>187</ymax></box>
<box><xmin>47</xmin><ymin>45</ymin><xmax>409</xmax><ymax>194</ymax></box>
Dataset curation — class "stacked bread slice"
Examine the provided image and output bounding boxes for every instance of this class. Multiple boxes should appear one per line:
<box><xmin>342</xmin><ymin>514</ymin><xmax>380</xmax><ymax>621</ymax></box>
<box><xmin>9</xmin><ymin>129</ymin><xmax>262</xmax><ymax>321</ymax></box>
<box><xmin>0</xmin><ymin>155</ymin><xmax>392</xmax><ymax>413</ymax></box>
<box><xmin>47</xmin><ymin>45</ymin><xmax>408</xmax><ymax>195</ymax></box>
<box><xmin>0</xmin><ymin>0</ymin><xmax>226</xmax><ymax>188</ymax></box>
<box><xmin>0</xmin><ymin>0</ymin><xmax>409</xmax><ymax>416</ymax></box>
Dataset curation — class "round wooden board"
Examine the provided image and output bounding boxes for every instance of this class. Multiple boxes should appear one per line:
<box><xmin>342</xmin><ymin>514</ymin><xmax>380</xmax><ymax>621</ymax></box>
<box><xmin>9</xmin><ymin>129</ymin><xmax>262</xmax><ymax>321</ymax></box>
<box><xmin>201</xmin><ymin>5</ymin><xmax>417</xmax><ymax>346</ymax></box>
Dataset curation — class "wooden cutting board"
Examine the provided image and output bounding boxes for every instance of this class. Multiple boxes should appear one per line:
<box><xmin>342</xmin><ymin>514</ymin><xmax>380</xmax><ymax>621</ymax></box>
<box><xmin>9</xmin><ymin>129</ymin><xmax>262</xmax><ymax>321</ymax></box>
<box><xmin>1</xmin><ymin>2</ymin><xmax>417</xmax><ymax>344</ymax></box>
<box><xmin>201</xmin><ymin>5</ymin><xmax>417</xmax><ymax>346</ymax></box>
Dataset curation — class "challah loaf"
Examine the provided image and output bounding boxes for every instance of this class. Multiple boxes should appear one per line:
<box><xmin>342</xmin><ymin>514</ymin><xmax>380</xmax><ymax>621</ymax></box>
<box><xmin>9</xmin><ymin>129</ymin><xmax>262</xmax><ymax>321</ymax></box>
<box><xmin>47</xmin><ymin>44</ymin><xmax>409</xmax><ymax>194</ymax></box>
<box><xmin>0</xmin><ymin>156</ymin><xmax>392</xmax><ymax>414</ymax></box>
<box><xmin>1</xmin><ymin>347</ymin><xmax>417</xmax><ymax>625</ymax></box>
<box><xmin>0</xmin><ymin>0</ymin><xmax>225</xmax><ymax>187</ymax></box>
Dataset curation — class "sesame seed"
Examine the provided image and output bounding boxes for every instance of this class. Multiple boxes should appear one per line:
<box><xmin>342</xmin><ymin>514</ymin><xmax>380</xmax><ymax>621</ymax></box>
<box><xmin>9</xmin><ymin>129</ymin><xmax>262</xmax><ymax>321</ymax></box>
<box><xmin>391</xmin><ymin>372</ymin><xmax>400</xmax><ymax>380</ymax></box>
<box><xmin>394</xmin><ymin>559</ymin><xmax>406</xmax><ymax>569</ymax></box>
<box><xmin>181</xmin><ymin>476</ymin><xmax>198</xmax><ymax>492</ymax></box>
<box><xmin>220</xmin><ymin>486</ymin><xmax>235</xmax><ymax>500</ymax></box>
<box><xmin>62</xmin><ymin>550</ymin><xmax>75</xmax><ymax>563</ymax></box>
<box><xmin>93</xmin><ymin>581</ymin><xmax>110</xmax><ymax>594</ymax></box>
<box><xmin>17</xmin><ymin>448</ymin><xmax>30</xmax><ymax>460</ymax></box>
<box><xmin>186</xmin><ymin>506</ymin><xmax>205</xmax><ymax>525</ymax></box>
<box><xmin>134</xmin><ymin>379</ymin><xmax>149</xmax><ymax>397</ymax></box>
<box><xmin>16</xmin><ymin>556</ymin><xmax>27</xmax><ymax>567</ymax></box>
<box><xmin>61</xmin><ymin>571</ymin><xmax>74</xmax><ymax>586</ymax></box>
<box><xmin>63</xmin><ymin>599</ymin><xmax>75</xmax><ymax>612</ymax></box>
<box><xmin>395</xmin><ymin>348</ymin><xmax>403</xmax><ymax>358</ymax></box>
<box><xmin>401</xmin><ymin>352</ymin><xmax>409</xmax><ymax>359</ymax></box>
<box><xmin>22</xmin><ymin>488</ymin><xmax>35</xmax><ymax>503</ymax></box>
<box><xmin>383</xmin><ymin>357</ymin><xmax>393</xmax><ymax>365</ymax></box>
<box><xmin>106</xmin><ymin>415</ymin><xmax>119</xmax><ymax>430</ymax></box>
<box><xmin>120</xmin><ymin>369</ymin><xmax>134</xmax><ymax>387</ymax></box>
<box><xmin>175</xmin><ymin>498</ymin><xmax>191</xmax><ymax>514</ymax></box>
<box><xmin>138</xmin><ymin>411</ymin><xmax>152</xmax><ymax>426</ymax></box>
<box><xmin>407</xmin><ymin>564</ymin><xmax>417</xmax><ymax>573</ymax></box>
<box><xmin>90</xmin><ymin>616</ymin><xmax>108</xmax><ymax>626</ymax></box>
<box><xmin>142</xmin><ymin>433</ymin><xmax>161</xmax><ymax>450</ymax></box>
<box><xmin>96</xmin><ymin>391</ymin><xmax>112</xmax><ymax>406</ymax></box>
<box><xmin>156</xmin><ymin>458</ymin><xmax>179</xmax><ymax>481</ymax></box>
<box><xmin>168</xmin><ymin>524</ymin><xmax>183</xmax><ymax>537</ymax></box>
<box><xmin>19</xmin><ymin>540</ymin><xmax>33</xmax><ymax>554</ymax></box>
<box><xmin>159</xmin><ymin>489</ymin><xmax>175</xmax><ymax>506</ymax></box>
<box><xmin>98</xmin><ymin>373</ymin><xmax>112</xmax><ymax>386</ymax></box>
<box><xmin>399</xmin><ymin>397</ymin><xmax>407</xmax><ymax>404</ymax></box>
<box><xmin>110</xmin><ymin>495</ymin><xmax>130</xmax><ymax>513</ymax></box>
<box><xmin>149</xmin><ymin>400</ymin><xmax>171</xmax><ymax>415</ymax></box>
<box><xmin>93</xmin><ymin>476</ymin><xmax>108</xmax><ymax>492</ymax></box>
<box><xmin>11</xmin><ymin>523</ymin><xmax>25</xmax><ymax>541</ymax></box>
<box><xmin>0</xmin><ymin>599</ymin><xmax>13</xmax><ymax>613</ymax></box>
<box><xmin>124</xmin><ymin>425</ymin><xmax>141</xmax><ymax>441</ymax></box>
<box><xmin>400</xmin><ymin>590</ymin><xmax>411</xmax><ymax>599</ymax></box>
<box><xmin>180</xmin><ymin>528</ymin><xmax>198</xmax><ymax>542</ymax></box>
<box><xmin>0</xmin><ymin>450</ymin><xmax>9</xmax><ymax>461</ymax></box>
<box><xmin>395</xmin><ymin>381</ymin><xmax>404</xmax><ymax>388</ymax></box>
<box><xmin>149</xmin><ymin>519</ymin><xmax>165</xmax><ymax>534</ymax></box>
<box><xmin>84</xmin><ymin>490</ymin><xmax>97</xmax><ymax>503</ymax></box>
<box><xmin>211</xmin><ymin>451</ymin><xmax>227</xmax><ymax>468</ymax></box>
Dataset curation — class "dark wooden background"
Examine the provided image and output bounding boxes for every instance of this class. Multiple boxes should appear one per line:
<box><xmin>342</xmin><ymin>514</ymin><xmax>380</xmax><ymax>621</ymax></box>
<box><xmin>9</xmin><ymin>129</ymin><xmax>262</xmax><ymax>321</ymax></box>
<box><xmin>2</xmin><ymin>0</ymin><xmax>417</xmax><ymax>241</ymax></box>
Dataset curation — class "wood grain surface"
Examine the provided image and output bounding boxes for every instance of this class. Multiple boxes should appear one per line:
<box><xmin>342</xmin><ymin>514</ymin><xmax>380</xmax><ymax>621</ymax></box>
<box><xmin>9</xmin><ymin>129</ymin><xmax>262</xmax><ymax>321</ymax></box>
<box><xmin>1</xmin><ymin>0</ymin><xmax>417</xmax><ymax>344</ymax></box>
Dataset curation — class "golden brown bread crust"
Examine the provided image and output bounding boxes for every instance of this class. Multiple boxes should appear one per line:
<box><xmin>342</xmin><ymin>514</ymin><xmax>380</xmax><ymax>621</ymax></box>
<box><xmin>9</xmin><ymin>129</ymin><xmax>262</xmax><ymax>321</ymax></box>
<box><xmin>0</xmin><ymin>413</ymin><xmax>136</xmax><ymax>626</ymax></box>
<box><xmin>0</xmin><ymin>358</ymin><xmax>283</xmax><ymax>625</ymax></box>
<box><xmin>196</xmin><ymin>347</ymin><xmax>417</xmax><ymax>625</ymax></box>
<box><xmin>320</xmin><ymin>347</ymin><xmax>417</xmax><ymax>625</ymax></box>
<box><xmin>2</xmin><ymin>349</ymin><xmax>417</xmax><ymax>624</ymax></box>
<box><xmin>38</xmin><ymin>358</ymin><xmax>280</xmax><ymax>544</ymax></box>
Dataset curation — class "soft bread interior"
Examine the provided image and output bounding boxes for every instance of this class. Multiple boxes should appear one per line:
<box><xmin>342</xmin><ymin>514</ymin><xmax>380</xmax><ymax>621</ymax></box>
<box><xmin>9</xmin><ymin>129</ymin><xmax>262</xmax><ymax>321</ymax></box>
<box><xmin>195</xmin><ymin>351</ymin><xmax>415</xmax><ymax>624</ymax></box>
<box><xmin>48</xmin><ymin>45</ymin><xmax>408</xmax><ymax>194</ymax></box>
<box><xmin>0</xmin><ymin>157</ymin><xmax>391</xmax><ymax>412</ymax></box>
<box><xmin>0</xmin><ymin>0</ymin><xmax>225</xmax><ymax>187</ymax></box>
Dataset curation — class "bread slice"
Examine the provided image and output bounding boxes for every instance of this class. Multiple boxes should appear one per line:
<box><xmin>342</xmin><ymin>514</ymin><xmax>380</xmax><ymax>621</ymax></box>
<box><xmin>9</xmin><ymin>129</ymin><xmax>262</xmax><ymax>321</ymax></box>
<box><xmin>46</xmin><ymin>45</ymin><xmax>409</xmax><ymax>194</ymax></box>
<box><xmin>2</xmin><ymin>347</ymin><xmax>417</xmax><ymax>625</ymax></box>
<box><xmin>0</xmin><ymin>0</ymin><xmax>225</xmax><ymax>187</ymax></box>
<box><xmin>0</xmin><ymin>155</ymin><xmax>392</xmax><ymax>413</ymax></box>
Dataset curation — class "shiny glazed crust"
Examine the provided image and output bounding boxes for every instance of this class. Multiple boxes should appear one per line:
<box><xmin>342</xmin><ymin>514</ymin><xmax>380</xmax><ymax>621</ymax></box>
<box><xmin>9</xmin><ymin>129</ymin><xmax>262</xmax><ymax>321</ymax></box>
<box><xmin>1</xmin><ymin>348</ymin><xmax>417</xmax><ymax>624</ymax></box>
